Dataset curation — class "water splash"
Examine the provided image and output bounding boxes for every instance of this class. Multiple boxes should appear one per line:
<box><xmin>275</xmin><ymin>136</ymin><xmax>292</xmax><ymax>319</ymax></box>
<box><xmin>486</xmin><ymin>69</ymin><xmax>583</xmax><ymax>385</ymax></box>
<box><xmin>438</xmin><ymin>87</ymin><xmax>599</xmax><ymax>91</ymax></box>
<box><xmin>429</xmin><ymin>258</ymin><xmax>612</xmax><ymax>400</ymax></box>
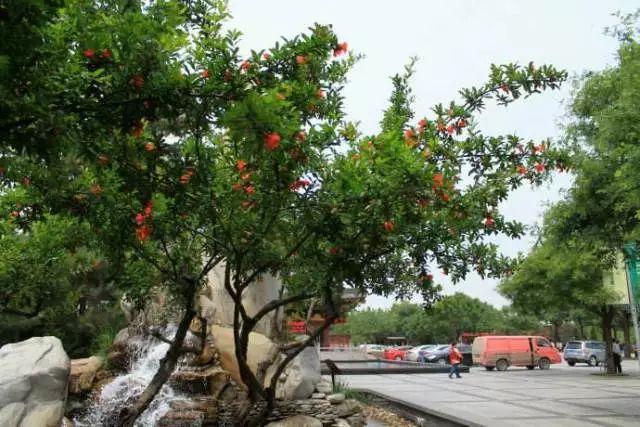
<box><xmin>75</xmin><ymin>327</ymin><xmax>184</xmax><ymax>427</ymax></box>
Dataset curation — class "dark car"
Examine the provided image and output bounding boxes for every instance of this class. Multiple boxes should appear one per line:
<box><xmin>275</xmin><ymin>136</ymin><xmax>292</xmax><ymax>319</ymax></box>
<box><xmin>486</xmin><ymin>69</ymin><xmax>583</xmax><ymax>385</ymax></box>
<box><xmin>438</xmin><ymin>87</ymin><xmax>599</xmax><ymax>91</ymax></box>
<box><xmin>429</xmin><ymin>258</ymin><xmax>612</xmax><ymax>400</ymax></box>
<box><xmin>422</xmin><ymin>344</ymin><xmax>472</xmax><ymax>365</ymax></box>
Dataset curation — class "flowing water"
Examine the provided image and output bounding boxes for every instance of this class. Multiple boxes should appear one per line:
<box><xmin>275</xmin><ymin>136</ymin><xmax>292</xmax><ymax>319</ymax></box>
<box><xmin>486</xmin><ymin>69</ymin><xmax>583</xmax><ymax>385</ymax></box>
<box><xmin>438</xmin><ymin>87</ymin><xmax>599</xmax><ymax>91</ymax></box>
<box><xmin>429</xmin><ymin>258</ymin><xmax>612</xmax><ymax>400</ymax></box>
<box><xmin>74</xmin><ymin>327</ymin><xmax>184</xmax><ymax>427</ymax></box>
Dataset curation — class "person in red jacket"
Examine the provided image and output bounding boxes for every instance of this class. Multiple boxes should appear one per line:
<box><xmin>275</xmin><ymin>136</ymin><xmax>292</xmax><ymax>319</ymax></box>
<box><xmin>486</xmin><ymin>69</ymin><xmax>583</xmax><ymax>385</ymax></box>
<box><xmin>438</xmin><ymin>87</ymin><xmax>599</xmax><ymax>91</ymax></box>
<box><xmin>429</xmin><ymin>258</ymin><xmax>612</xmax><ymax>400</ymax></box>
<box><xmin>449</xmin><ymin>342</ymin><xmax>462</xmax><ymax>379</ymax></box>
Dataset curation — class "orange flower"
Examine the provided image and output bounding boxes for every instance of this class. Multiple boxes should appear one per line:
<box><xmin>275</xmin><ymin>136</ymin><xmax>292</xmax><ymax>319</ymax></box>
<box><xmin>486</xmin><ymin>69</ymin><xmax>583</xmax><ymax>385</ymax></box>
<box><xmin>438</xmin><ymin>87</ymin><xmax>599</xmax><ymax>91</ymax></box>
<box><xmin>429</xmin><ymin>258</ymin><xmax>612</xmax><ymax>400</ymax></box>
<box><xmin>97</xmin><ymin>155</ymin><xmax>110</xmax><ymax>166</ymax></box>
<box><xmin>264</xmin><ymin>132</ymin><xmax>281</xmax><ymax>151</ymax></box>
<box><xmin>240</xmin><ymin>60</ymin><xmax>250</xmax><ymax>71</ymax></box>
<box><xmin>179</xmin><ymin>174</ymin><xmax>191</xmax><ymax>185</ymax></box>
<box><xmin>333</xmin><ymin>42</ymin><xmax>348</xmax><ymax>57</ymax></box>
<box><xmin>432</xmin><ymin>173</ymin><xmax>444</xmax><ymax>188</ymax></box>
<box><xmin>135</xmin><ymin>225</ymin><xmax>151</xmax><ymax>241</ymax></box>
<box><xmin>418</xmin><ymin>119</ymin><xmax>428</xmax><ymax>131</ymax></box>
<box><xmin>383</xmin><ymin>221</ymin><xmax>394</xmax><ymax>232</ymax></box>
<box><xmin>100</xmin><ymin>48</ymin><xmax>112</xmax><ymax>59</ymax></box>
<box><xmin>517</xmin><ymin>165</ymin><xmax>527</xmax><ymax>175</ymax></box>
<box><xmin>404</xmin><ymin>129</ymin><xmax>415</xmax><ymax>140</ymax></box>
<box><xmin>236</xmin><ymin>159</ymin><xmax>247</xmax><ymax>172</ymax></box>
<box><xmin>457</xmin><ymin>119</ymin><xmax>466</xmax><ymax>128</ymax></box>
<box><xmin>446</xmin><ymin>124</ymin><xmax>455</xmax><ymax>134</ymax></box>
<box><xmin>144</xmin><ymin>142</ymin><xmax>156</xmax><ymax>152</ymax></box>
<box><xmin>90</xmin><ymin>184</ymin><xmax>103</xmax><ymax>196</ymax></box>
<box><xmin>296</xmin><ymin>55</ymin><xmax>308</xmax><ymax>65</ymax></box>
<box><xmin>295</xmin><ymin>131</ymin><xmax>307</xmax><ymax>142</ymax></box>
<box><xmin>83</xmin><ymin>49</ymin><xmax>95</xmax><ymax>59</ymax></box>
<box><xmin>484</xmin><ymin>216</ymin><xmax>495</xmax><ymax>228</ymax></box>
<box><xmin>534</xmin><ymin>162</ymin><xmax>545</xmax><ymax>172</ymax></box>
<box><xmin>244</xmin><ymin>185</ymin><xmax>255</xmax><ymax>195</ymax></box>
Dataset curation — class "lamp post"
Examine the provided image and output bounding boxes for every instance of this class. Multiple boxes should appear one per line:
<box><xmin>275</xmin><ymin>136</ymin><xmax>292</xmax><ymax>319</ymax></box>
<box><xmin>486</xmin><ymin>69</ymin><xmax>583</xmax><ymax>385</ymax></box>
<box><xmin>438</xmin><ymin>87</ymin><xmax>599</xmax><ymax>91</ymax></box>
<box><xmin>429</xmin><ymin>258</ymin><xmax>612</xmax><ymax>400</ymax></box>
<box><xmin>623</xmin><ymin>242</ymin><xmax>640</xmax><ymax>370</ymax></box>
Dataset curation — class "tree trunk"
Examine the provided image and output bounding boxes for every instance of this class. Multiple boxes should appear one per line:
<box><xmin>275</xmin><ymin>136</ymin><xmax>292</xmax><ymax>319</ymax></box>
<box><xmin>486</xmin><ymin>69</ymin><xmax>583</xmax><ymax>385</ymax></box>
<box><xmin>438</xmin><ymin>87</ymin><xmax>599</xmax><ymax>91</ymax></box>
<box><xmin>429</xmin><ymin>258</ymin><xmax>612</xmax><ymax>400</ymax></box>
<box><xmin>551</xmin><ymin>320</ymin><xmax>561</xmax><ymax>346</ymax></box>
<box><xmin>622</xmin><ymin>311</ymin><xmax>631</xmax><ymax>358</ymax></box>
<box><xmin>117</xmin><ymin>282</ymin><xmax>197</xmax><ymax>426</ymax></box>
<box><xmin>577</xmin><ymin>318</ymin><xmax>585</xmax><ymax>340</ymax></box>
<box><xmin>601</xmin><ymin>305</ymin><xmax>615</xmax><ymax>375</ymax></box>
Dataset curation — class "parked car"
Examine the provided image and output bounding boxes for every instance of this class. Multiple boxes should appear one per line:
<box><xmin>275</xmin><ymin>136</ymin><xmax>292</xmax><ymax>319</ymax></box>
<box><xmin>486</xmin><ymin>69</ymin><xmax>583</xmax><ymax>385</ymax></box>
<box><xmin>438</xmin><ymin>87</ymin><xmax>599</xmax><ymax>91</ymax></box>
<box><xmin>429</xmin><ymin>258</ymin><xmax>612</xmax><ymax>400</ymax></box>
<box><xmin>421</xmin><ymin>345</ymin><xmax>451</xmax><ymax>364</ymax></box>
<box><xmin>472</xmin><ymin>335</ymin><xmax>562</xmax><ymax>371</ymax></box>
<box><xmin>421</xmin><ymin>344</ymin><xmax>473</xmax><ymax>365</ymax></box>
<box><xmin>405</xmin><ymin>344</ymin><xmax>438</xmax><ymax>362</ymax></box>
<box><xmin>563</xmin><ymin>340</ymin><xmax>606</xmax><ymax>366</ymax></box>
<box><xmin>383</xmin><ymin>346</ymin><xmax>413</xmax><ymax>361</ymax></box>
<box><xmin>362</xmin><ymin>344</ymin><xmax>387</xmax><ymax>359</ymax></box>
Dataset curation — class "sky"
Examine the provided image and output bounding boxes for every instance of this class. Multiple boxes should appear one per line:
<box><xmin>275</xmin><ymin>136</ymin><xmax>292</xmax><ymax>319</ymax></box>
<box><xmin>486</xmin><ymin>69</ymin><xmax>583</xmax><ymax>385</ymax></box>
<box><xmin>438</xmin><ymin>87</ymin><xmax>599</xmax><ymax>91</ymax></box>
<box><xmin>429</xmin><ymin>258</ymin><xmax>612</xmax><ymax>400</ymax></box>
<box><xmin>226</xmin><ymin>0</ymin><xmax>638</xmax><ymax>308</ymax></box>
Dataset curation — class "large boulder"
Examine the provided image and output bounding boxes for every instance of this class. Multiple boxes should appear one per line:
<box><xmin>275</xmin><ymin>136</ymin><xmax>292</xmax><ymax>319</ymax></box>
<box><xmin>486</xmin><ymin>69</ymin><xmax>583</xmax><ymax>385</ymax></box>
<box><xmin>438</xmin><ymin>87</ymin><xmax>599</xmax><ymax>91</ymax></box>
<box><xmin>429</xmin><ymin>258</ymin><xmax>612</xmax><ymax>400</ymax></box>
<box><xmin>200</xmin><ymin>262</ymin><xmax>284</xmax><ymax>339</ymax></box>
<box><xmin>209</xmin><ymin>325</ymin><xmax>281</xmax><ymax>387</ymax></box>
<box><xmin>0</xmin><ymin>336</ymin><xmax>70</xmax><ymax>427</ymax></box>
<box><xmin>68</xmin><ymin>356</ymin><xmax>103</xmax><ymax>395</ymax></box>
<box><xmin>276</xmin><ymin>346</ymin><xmax>321</xmax><ymax>400</ymax></box>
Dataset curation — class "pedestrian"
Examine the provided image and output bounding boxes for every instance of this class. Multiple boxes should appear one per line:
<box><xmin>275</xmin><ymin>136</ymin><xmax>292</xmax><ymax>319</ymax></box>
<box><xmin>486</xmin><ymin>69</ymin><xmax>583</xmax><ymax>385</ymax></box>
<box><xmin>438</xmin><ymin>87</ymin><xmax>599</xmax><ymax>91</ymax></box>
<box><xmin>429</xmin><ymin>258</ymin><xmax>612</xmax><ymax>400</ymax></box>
<box><xmin>448</xmin><ymin>342</ymin><xmax>462</xmax><ymax>379</ymax></box>
<box><xmin>612</xmin><ymin>338</ymin><xmax>622</xmax><ymax>374</ymax></box>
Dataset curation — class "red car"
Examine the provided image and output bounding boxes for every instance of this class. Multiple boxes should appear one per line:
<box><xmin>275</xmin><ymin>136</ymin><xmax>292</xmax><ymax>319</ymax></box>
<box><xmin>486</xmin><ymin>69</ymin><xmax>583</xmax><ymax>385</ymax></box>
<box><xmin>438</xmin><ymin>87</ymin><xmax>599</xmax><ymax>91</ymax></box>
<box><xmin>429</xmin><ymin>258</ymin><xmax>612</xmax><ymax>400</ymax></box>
<box><xmin>383</xmin><ymin>346</ymin><xmax>412</xmax><ymax>361</ymax></box>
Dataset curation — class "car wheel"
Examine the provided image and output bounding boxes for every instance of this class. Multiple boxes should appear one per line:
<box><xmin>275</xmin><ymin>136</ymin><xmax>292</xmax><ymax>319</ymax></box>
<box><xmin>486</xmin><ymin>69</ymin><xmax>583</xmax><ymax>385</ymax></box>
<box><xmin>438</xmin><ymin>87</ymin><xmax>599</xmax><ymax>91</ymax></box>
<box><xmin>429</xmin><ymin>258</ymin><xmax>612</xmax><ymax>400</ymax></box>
<box><xmin>526</xmin><ymin>365</ymin><xmax>535</xmax><ymax>370</ymax></box>
<box><xmin>496</xmin><ymin>359</ymin><xmax>509</xmax><ymax>371</ymax></box>
<box><xmin>394</xmin><ymin>356</ymin><xmax>402</xmax><ymax>361</ymax></box>
<box><xmin>567</xmin><ymin>361</ymin><xmax>575</xmax><ymax>366</ymax></box>
<box><xmin>485</xmin><ymin>366</ymin><xmax>495</xmax><ymax>371</ymax></box>
<box><xmin>588</xmin><ymin>356</ymin><xmax>597</xmax><ymax>367</ymax></box>
<box><xmin>538</xmin><ymin>357</ymin><xmax>551</xmax><ymax>370</ymax></box>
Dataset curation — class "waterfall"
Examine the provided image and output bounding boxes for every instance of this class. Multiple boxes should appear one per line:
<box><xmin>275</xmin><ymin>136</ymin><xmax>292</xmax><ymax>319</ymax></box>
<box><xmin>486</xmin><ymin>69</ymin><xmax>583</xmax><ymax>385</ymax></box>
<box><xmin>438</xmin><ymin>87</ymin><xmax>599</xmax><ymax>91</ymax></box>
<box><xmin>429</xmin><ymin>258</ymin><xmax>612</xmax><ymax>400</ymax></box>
<box><xmin>74</xmin><ymin>327</ymin><xmax>184</xmax><ymax>427</ymax></box>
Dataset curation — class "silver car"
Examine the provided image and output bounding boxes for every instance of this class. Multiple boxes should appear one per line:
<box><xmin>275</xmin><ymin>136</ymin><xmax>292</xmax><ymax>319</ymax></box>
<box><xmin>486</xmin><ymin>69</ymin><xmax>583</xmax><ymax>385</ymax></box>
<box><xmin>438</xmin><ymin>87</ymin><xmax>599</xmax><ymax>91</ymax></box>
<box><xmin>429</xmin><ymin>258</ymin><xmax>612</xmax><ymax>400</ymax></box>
<box><xmin>563</xmin><ymin>340</ymin><xmax>606</xmax><ymax>366</ymax></box>
<box><xmin>404</xmin><ymin>344</ymin><xmax>438</xmax><ymax>362</ymax></box>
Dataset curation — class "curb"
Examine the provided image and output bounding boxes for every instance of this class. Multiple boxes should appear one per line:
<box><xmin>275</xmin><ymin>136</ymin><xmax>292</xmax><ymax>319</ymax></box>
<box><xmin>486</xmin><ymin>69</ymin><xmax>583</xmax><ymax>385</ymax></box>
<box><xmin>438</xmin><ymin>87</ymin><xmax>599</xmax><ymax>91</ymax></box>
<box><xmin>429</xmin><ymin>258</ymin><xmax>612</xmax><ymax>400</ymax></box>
<box><xmin>354</xmin><ymin>388</ymin><xmax>484</xmax><ymax>427</ymax></box>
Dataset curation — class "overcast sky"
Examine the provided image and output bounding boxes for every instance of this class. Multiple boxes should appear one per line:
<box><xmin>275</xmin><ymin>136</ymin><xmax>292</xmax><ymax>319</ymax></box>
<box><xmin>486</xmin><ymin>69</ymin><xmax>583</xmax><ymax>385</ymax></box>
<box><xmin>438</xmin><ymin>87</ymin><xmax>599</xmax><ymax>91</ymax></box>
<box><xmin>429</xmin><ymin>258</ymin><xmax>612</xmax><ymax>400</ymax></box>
<box><xmin>227</xmin><ymin>0</ymin><xmax>637</xmax><ymax>308</ymax></box>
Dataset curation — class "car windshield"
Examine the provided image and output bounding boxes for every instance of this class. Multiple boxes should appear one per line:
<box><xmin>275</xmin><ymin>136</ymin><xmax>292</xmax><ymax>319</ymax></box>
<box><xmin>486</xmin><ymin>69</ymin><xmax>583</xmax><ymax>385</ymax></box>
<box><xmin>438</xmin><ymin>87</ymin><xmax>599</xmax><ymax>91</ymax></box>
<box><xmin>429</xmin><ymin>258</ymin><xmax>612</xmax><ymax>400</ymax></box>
<box><xmin>565</xmin><ymin>342</ymin><xmax>582</xmax><ymax>350</ymax></box>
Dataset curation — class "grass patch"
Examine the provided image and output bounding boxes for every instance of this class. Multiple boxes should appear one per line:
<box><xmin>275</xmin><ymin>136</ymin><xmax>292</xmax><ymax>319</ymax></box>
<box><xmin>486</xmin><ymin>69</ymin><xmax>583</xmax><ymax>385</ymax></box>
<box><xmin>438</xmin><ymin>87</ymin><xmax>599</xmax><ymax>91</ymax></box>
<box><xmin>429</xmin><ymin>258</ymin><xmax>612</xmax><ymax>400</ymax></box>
<box><xmin>332</xmin><ymin>378</ymin><xmax>373</xmax><ymax>404</ymax></box>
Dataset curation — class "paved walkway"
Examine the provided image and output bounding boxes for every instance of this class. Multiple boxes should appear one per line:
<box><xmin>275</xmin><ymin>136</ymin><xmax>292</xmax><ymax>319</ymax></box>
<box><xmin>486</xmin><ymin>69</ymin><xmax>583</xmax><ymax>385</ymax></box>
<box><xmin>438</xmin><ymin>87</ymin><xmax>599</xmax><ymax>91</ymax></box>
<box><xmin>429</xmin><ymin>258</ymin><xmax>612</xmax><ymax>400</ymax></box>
<box><xmin>343</xmin><ymin>361</ymin><xmax>640</xmax><ymax>427</ymax></box>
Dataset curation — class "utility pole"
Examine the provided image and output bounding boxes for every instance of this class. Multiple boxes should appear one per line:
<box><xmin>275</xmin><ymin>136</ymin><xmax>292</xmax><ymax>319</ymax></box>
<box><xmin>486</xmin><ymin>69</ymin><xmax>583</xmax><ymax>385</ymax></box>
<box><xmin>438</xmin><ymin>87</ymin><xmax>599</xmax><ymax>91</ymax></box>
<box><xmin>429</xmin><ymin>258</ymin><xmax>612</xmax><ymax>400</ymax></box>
<box><xmin>623</xmin><ymin>243</ymin><xmax>640</xmax><ymax>370</ymax></box>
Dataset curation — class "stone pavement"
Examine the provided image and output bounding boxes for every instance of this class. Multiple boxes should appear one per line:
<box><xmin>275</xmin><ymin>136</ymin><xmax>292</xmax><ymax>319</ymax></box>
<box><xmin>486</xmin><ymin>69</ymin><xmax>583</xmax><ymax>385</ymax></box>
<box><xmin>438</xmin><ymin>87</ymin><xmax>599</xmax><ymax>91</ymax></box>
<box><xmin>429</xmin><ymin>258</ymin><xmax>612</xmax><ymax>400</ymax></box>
<box><xmin>342</xmin><ymin>360</ymin><xmax>640</xmax><ymax>427</ymax></box>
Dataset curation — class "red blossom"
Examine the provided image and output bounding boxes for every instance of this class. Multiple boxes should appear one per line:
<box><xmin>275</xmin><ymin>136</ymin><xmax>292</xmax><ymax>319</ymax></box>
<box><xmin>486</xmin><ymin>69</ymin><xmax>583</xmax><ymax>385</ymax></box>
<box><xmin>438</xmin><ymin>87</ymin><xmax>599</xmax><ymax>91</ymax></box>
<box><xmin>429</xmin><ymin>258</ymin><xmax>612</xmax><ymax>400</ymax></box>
<box><xmin>144</xmin><ymin>142</ymin><xmax>156</xmax><ymax>152</ymax></box>
<box><xmin>446</xmin><ymin>124</ymin><xmax>455</xmax><ymax>134</ymax></box>
<box><xmin>457</xmin><ymin>119</ymin><xmax>467</xmax><ymax>128</ymax></box>
<box><xmin>263</xmin><ymin>52</ymin><xmax>271</xmax><ymax>60</ymax></box>
<box><xmin>100</xmin><ymin>48</ymin><xmax>112</xmax><ymax>59</ymax></box>
<box><xmin>83</xmin><ymin>49</ymin><xmax>95</xmax><ymax>59</ymax></box>
<box><xmin>517</xmin><ymin>165</ymin><xmax>527</xmax><ymax>175</ymax></box>
<box><xmin>130</xmin><ymin>121</ymin><xmax>144</xmax><ymax>138</ymax></box>
<box><xmin>499</xmin><ymin>83</ymin><xmax>510</xmax><ymax>93</ymax></box>
<box><xmin>534</xmin><ymin>162</ymin><xmax>545</xmax><ymax>172</ymax></box>
<box><xmin>296</xmin><ymin>55</ymin><xmax>308</xmax><ymax>65</ymax></box>
<box><xmin>135</xmin><ymin>213</ymin><xmax>145</xmax><ymax>225</ymax></box>
<box><xmin>130</xmin><ymin>74</ymin><xmax>144</xmax><ymax>91</ymax></box>
<box><xmin>135</xmin><ymin>225</ymin><xmax>151</xmax><ymax>241</ymax></box>
<box><xmin>333</xmin><ymin>42</ymin><xmax>348</xmax><ymax>57</ymax></box>
<box><xmin>484</xmin><ymin>216</ymin><xmax>495</xmax><ymax>228</ymax></box>
<box><xmin>240</xmin><ymin>60</ymin><xmax>250</xmax><ymax>71</ymax></box>
<box><xmin>404</xmin><ymin>129</ymin><xmax>415</xmax><ymax>140</ymax></box>
<box><xmin>383</xmin><ymin>221</ymin><xmax>394</xmax><ymax>232</ymax></box>
<box><xmin>236</xmin><ymin>159</ymin><xmax>247</xmax><ymax>172</ymax></box>
<box><xmin>264</xmin><ymin>132</ymin><xmax>281</xmax><ymax>151</ymax></box>
<box><xmin>179</xmin><ymin>174</ymin><xmax>191</xmax><ymax>185</ymax></box>
<box><xmin>241</xmin><ymin>173</ymin><xmax>251</xmax><ymax>181</ymax></box>
<box><xmin>244</xmin><ymin>185</ymin><xmax>255</xmax><ymax>195</ymax></box>
<box><xmin>418</xmin><ymin>119</ymin><xmax>428</xmax><ymax>131</ymax></box>
<box><xmin>201</xmin><ymin>69</ymin><xmax>210</xmax><ymax>79</ymax></box>
<box><xmin>289</xmin><ymin>179</ymin><xmax>311</xmax><ymax>191</ymax></box>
